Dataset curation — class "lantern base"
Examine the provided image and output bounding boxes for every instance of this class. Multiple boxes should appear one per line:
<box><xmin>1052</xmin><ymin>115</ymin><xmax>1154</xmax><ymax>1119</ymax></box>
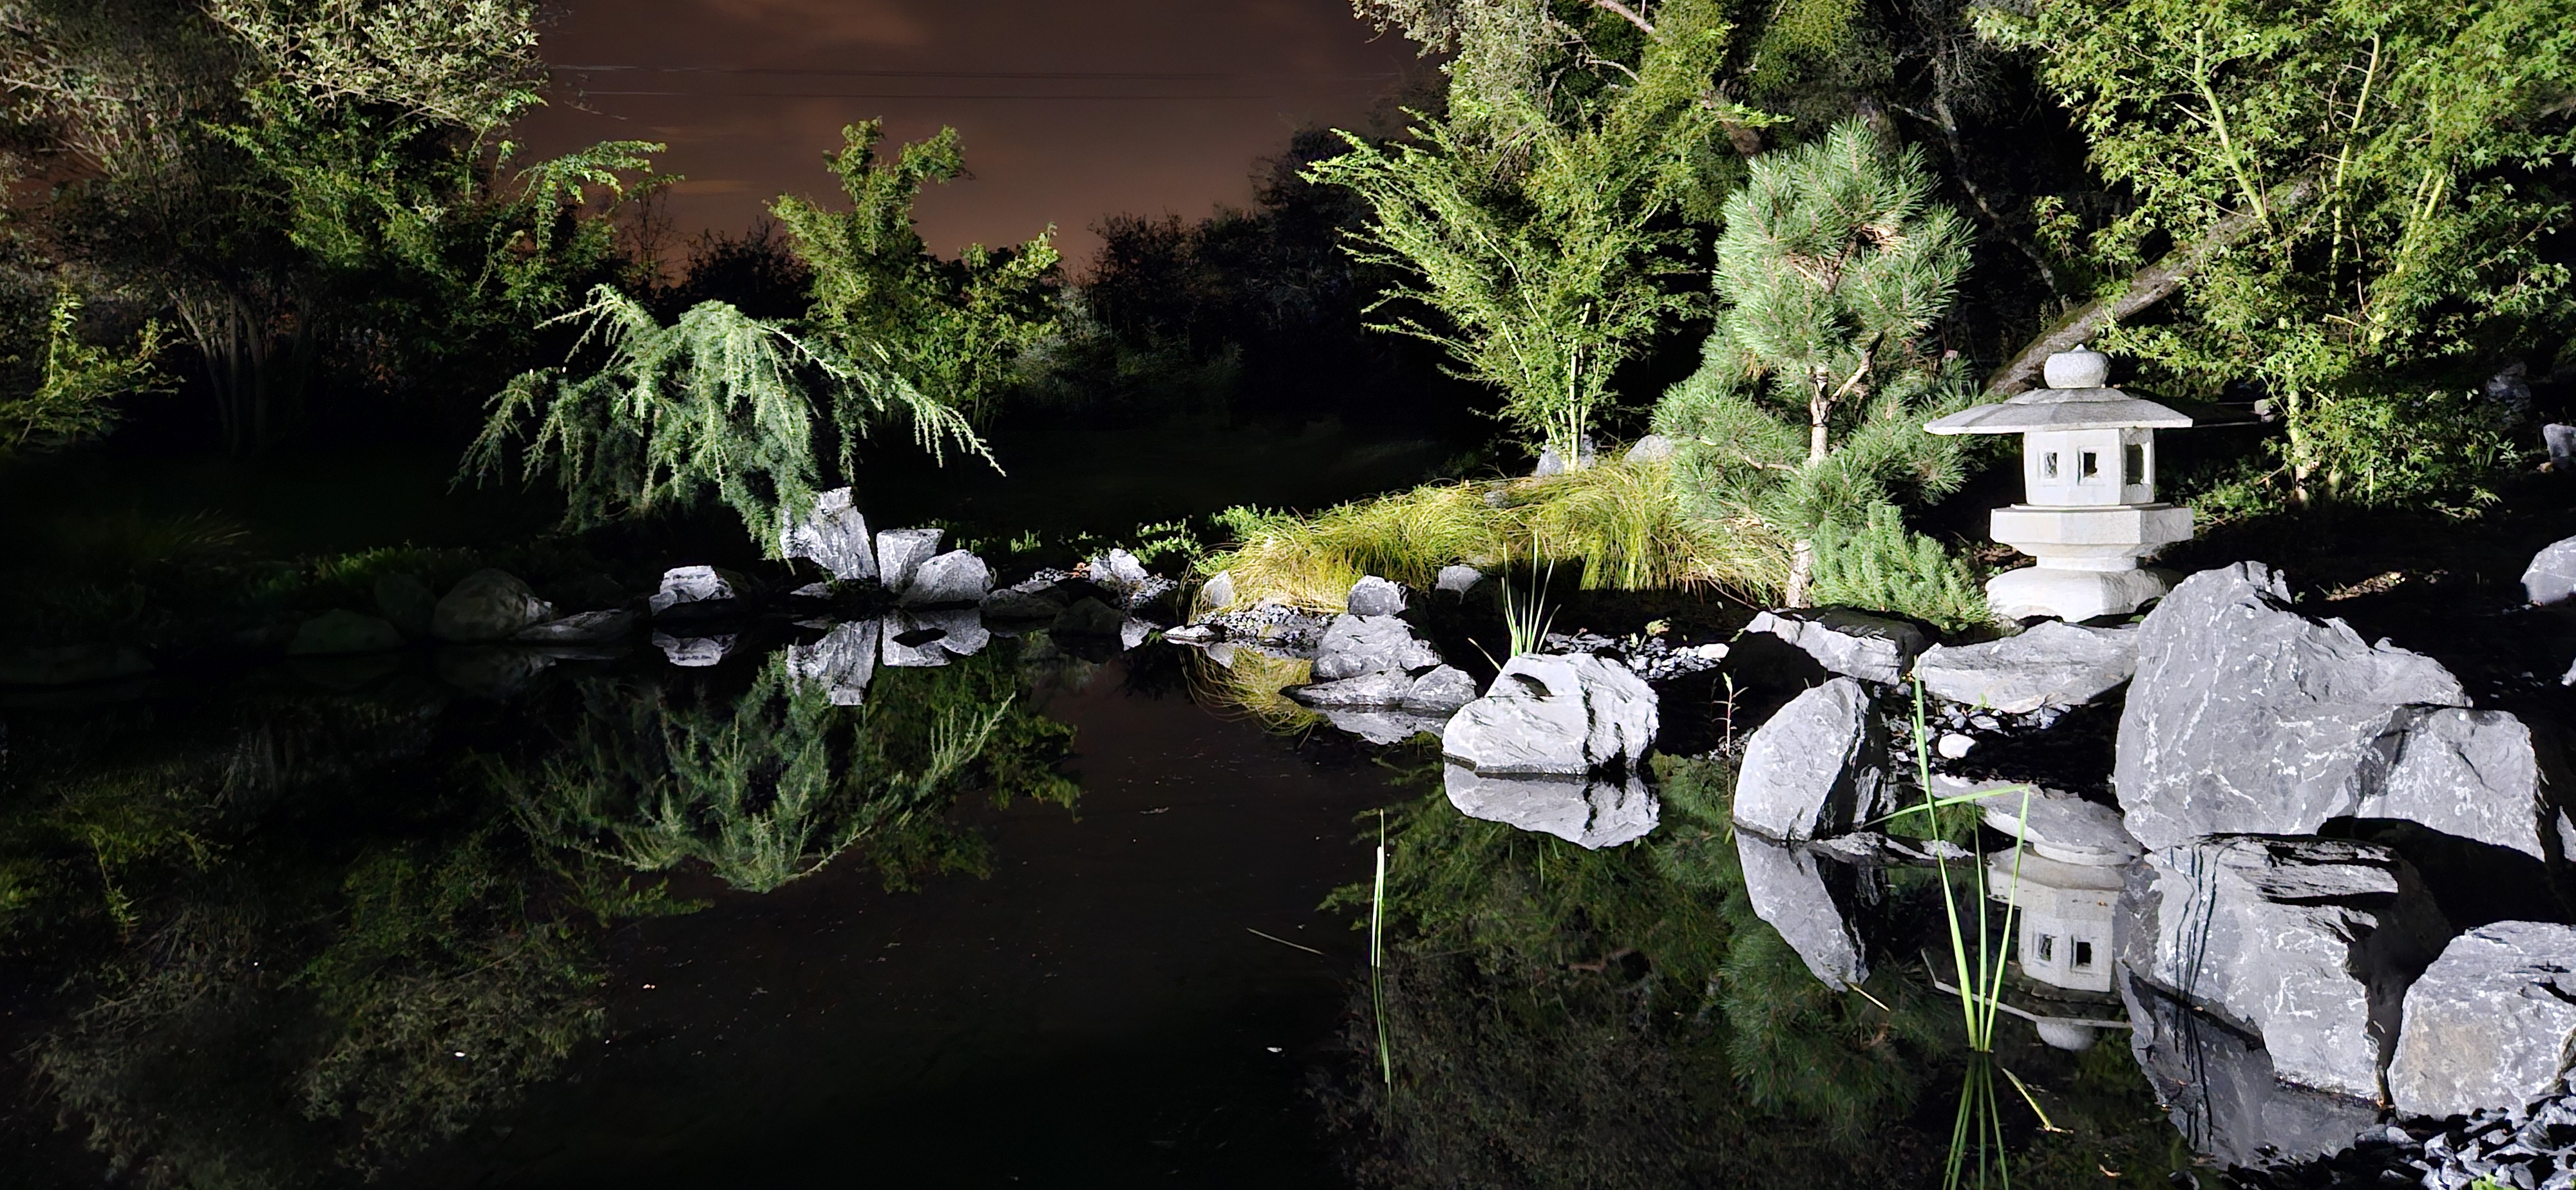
<box><xmin>1986</xmin><ymin>565</ymin><xmax>2175</xmax><ymax>623</ymax></box>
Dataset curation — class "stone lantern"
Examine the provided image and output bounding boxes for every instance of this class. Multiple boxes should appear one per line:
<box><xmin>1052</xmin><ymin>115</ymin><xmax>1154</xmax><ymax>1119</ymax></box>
<box><xmin>1926</xmin><ymin>347</ymin><xmax>2194</xmax><ymax>621</ymax></box>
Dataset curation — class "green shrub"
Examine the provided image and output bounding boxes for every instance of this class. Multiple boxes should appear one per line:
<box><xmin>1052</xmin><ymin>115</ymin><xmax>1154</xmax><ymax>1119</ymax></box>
<box><xmin>1807</xmin><ymin>505</ymin><xmax>1993</xmax><ymax>632</ymax></box>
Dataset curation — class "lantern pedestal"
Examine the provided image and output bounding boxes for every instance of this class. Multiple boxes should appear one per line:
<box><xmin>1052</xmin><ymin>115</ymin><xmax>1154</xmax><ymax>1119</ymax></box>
<box><xmin>1984</xmin><ymin>502</ymin><xmax>2195</xmax><ymax>621</ymax></box>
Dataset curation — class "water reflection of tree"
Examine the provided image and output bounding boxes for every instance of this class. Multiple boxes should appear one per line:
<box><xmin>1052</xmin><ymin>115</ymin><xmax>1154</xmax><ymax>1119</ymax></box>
<box><xmin>1325</xmin><ymin>750</ymin><xmax>2200</xmax><ymax>1187</ymax></box>
<box><xmin>2</xmin><ymin>641</ymin><xmax>1076</xmax><ymax>1185</ymax></box>
<box><xmin>505</xmin><ymin>652</ymin><xmax>1076</xmax><ymax>892</ymax></box>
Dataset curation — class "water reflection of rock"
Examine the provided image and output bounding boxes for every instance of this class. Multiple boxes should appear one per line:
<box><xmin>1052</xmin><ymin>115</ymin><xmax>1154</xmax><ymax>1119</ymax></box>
<box><xmin>1443</xmin><ymin>764</ymin><xmax>1658</xmax><ymax>849</ymax></box>
<box><xmin>1734</xmin><ymin>831</ymin><xmax>1881</xmax><ymax>989</ymax></box>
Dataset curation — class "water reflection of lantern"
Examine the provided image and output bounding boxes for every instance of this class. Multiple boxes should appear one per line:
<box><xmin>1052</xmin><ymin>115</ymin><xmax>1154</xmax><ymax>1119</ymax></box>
<box><xmin>1987</xmin><ymin>847</ymin><xmax>2122</xmax><ymax>996</ymax></box>
<box><xmin>1925</xmin><ymin>346</ymin><xmax>2195</xmax><ymax>622</ymax></box>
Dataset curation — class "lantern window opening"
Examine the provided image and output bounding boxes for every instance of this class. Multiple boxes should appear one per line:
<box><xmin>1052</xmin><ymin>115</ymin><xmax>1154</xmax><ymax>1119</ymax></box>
<box><xmin>2123</xmin><ymin>443</ymin><xmax>2145</xmax><ymax>486</ymax></box>
<box><xmin>2041</xmin><ymin>451</ymin><xmax>2059</xmax><ymax>479</ymax></box>
<box><xmin>2079</xmin><ymin>451</ymin><xmax>2100</xmax><ymax>481</ymax></box>
<box><xmin>2034</xmin><ymin>934</ymin><xmax>2055</xmax><ymax>964</ymax></box>
<box><xmin>2072</xmin><ymin>940</ymin><xmax>2096</xmax><ymax>970</ymax></box>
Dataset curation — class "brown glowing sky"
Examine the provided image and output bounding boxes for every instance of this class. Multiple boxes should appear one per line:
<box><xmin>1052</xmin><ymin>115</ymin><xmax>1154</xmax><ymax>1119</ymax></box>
<box><xmin>514</xmin><ymin>0</ymin><xmax>1431</xmax><ymax>272</ymax></box>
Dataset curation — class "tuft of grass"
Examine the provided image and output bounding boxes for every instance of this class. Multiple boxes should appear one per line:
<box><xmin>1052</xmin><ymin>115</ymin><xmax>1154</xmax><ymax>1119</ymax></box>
<box><xmin>1204</xmin><ymin>460</ymin><xmax>1790</xmax><ymax>613</ymax></box>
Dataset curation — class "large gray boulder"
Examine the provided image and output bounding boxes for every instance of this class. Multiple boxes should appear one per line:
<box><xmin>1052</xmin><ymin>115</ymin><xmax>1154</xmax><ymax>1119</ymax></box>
<box><xmin>2120</xmin><ymin>972</ymin><xmax>2382</xmax><ymax>1168</ymax></box>
<box><xmin>1745</xmin><ymin>609</ymin><xmax>1928</xmax><ymax>685</ymax></box>
<box><xmin>2388</xmin><ymin>921</ymin><xmax>2576</xmax><ymax>1119</ymax></box>
<box><xmin>1311</xmin><ymin>614</ymin><xmax>1442</xmax><ymax>681</ymax></box>
<box><xmin>1733</xmin><ymin>677</ymin><xmax>1889</xmax><ymax>842</ymax></box>
<box><xmin>2115</xmin><ymin>562</ymin><xmax>2569</xmax><ymax>859</ymax></box>
<box><xmin>900</xmin><ymin>551</ymin><xmax>991</xmax><ymax>607</ymax></box>
<box><xmin>373</xmin><ymin>573</ymin><xmax>436</xmax><ymax>637</ymax></box>
<box><xmin>787</xmin><ymin>619</ymin><xmax>878</xmax><ymax>706</ymax></box>
<box><xmin>646</xmin><ymin>565</ymin><xmax>746</xmax><ymax>616</ymax></box>
<box><xmin>1738</xmin><ymin>832</ymin><xmax>1878</xmax><ymax>990</ymax></box>
<box><xmin>875</xmin><ymin>529</ymin><xmax>944</xmax><ymax>593</ymax></box>
<box><xmin>1441</xmin><ymin>653</ymin><xmax>1658</xmax><ymax>776</ymax></box>
<box><xmin>433</xmin><ymin>570</ymin><xmax>556</xmax><ymax>642</ymax></box>
<box><xmin>2119</xmin><ymin>836</ymin><xmax>2453</xmax><ymax>1100</ymax></box>
<box><xmin>1443</xmin><ymin>764</ymin><xmax>1658</xmax><ymax>849</ymax></box>
<box><xmin>1911</xmin><ymin>621</ymin><xmax>2137</xmax><ymax>713</ymax></box>
<box><xmin>2527</xmin><ymin>536</ymin><xmax>2576</xmax><ymax>606</ymax></box>
<box><xmin>289</xmin><ymin>609</ymin><xmax>404</xmax><ymax>655</ymax></box>
<box><xmin>781</xmin><ymin>487</ymin><xmax>876</xmax><ymax>581</ymax></box>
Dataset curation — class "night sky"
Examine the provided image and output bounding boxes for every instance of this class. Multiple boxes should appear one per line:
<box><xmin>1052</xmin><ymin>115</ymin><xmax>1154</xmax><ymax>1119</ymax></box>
<box><xmin>516</xmin><ymin>0</ymin><xmax>1432</xmax><ymax>270</ymax></box>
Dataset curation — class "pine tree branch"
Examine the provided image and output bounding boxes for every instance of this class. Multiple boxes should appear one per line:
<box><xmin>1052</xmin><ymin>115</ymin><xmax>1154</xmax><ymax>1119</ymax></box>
<box><xmin>1985</xmin><ymin>173</ymin><xmax>2320</xmax><ymax>395</ymax></box>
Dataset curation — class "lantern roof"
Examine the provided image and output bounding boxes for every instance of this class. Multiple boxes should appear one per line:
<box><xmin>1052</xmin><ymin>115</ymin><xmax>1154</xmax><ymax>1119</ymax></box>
<box><xmin>1923</xmin><ymin>386</ymin><xmax>2196</xmax><ymax>435</ymax></box>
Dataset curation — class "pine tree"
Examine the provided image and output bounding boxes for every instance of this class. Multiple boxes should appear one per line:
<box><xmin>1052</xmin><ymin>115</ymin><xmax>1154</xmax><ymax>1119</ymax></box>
<box><xmin>1653</xmin><ymin>120</ymin><xmax>1980</xmax><ymax>609</ymax></box>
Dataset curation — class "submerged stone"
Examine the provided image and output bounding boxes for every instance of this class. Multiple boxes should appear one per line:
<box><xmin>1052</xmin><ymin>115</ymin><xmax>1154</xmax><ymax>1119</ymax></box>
<box><xmin>1736</xmin><ymin>832</ymin><xmax>1878</xmax><ymax>990</ymax></box>
<box><xmin>788</xmin><ymin>619</ymin><xmax>878</xmax><ymax>706</ymax></box>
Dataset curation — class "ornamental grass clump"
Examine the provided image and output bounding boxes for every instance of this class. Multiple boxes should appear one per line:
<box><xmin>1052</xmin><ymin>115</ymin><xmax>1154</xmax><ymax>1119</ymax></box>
<box><xmin>1205</xmin><ymin>457</ymin><xmax>1790</xmax><ymax>613</ymax></box>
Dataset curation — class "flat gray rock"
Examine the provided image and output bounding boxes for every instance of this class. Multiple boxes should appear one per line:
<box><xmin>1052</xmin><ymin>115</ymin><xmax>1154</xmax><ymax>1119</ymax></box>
<box><xmin>1435</xmin><ymin>564</ymin><xmax>1484</xmax><ymax>599</ymax></box>
<box><xmin>2115</xmin><ymin>563</ymin><xmax>2477</xmax><ymax>853</ymax></box>
<box><xmin>1912</xmin><ymin>620</ymin><xmax>2137</xmax><ymax>713</ymax></box>
<box><xmin>1444</xmin><ymin>764</ymin><xmax>1658</xmax><ymax>849</ymax></box>
<box><xmin>2526</xmin><ymin>536</ymin><xmax>2576</xmax><ymax>606</ymax></box>
<box><xmin>646</xmin><ymin>565</ymin><xmax>744</xmax><ymax>616</ymax></box>
<box><xmin>1312</xmin><ymin>614</ymin><xmax>1441</xmax><ymax>681</ymax></box>
<box><xmin>1737</xmin><ymin>832</ymin><xmax>1876</xmax><ymax>989</ymax></box>
<box><xmin>289</xmin><ymin>609</ymin><xmax>404</xmax><ymax>655</ymax></box>
<box><xmin>433</xmin><ymin>569</ymin><xmax>556</xmax><ymax>642</ymax></box>
<box><xmin>900</xmin><ymin>550</ymin><xmax>992</xmax><ymax>607</ymax></box>
<box><xmin>781</xmin><ymin>487</ymin><xmax>876</xmax><ymax>581</ymax></box>
<box><xmin>2389</xmin><ymin>921</ymin><xmax>2576</xmax><ymax>1119</ymax></box>
<box><xmin>1346</xmin><ymin>575</ymin><xmax>1405</xmax><ymax>618</ymax></box>
<box><xmin>1441</xmin><ymin>654</ymin><xmax>1658</xmax><ymax>776</ymax></box>
<box><xmin>1733</xmin><ymin>677</ymin><xmax>1889</xmax><ymax>842</ymax></box>
<box><xmin>1745</xmin><ymin>609</ymin><xmax>1928</xmax><ymax>685</ymax></box>
<box><xmin>1945</xmin><ymin>776</ymin><xmax>2141</xmax><ymax>865</ymax></box>
<box><xmin>2120</xmin><ymin>835</ymin><xmax>2452</xmax><ymax>1100</ymax></box>
<box><xmin>874</xmin><ymin>529</ymin><xmax>944</xmax><ymax>593</ymax></box>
